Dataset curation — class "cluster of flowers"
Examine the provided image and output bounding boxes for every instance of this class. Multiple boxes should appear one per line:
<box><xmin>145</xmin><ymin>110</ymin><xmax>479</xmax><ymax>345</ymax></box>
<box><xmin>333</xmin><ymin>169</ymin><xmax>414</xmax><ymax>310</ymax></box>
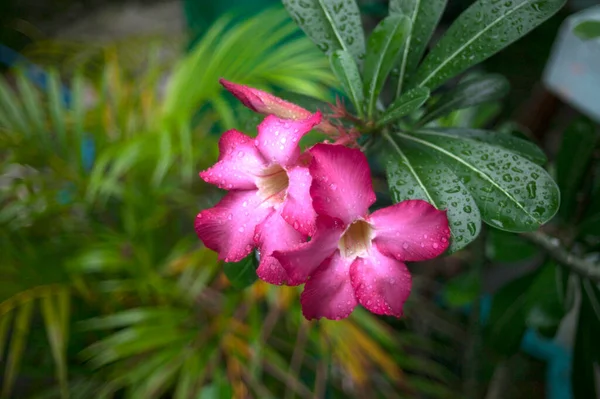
<box><xmin>195</xmin><ymin>80</ymin><xmax>451</xmax><ymax>320</ymax></box>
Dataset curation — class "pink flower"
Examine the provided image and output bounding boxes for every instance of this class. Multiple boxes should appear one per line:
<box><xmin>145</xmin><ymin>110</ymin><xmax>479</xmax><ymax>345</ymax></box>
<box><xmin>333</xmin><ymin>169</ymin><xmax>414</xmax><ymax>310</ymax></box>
<box><xmin>274</xmin><ymin>144</ymin><xmax>450</xmax><ymax>320</ymax></box>
<box><xmin>220</xmin><ymin>79</ymin><xmax>338</xmax><ymax>136</ymax></box>
<box><xmin>195</xmin><ymin>112</ymin><xmax>321</xmax><ymax>285</ymax></box>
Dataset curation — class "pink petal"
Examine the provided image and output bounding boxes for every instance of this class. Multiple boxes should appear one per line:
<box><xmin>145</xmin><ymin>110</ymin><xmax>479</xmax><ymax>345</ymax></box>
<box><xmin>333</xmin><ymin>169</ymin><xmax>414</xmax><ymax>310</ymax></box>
<box><xmin>300</xmin><ymin>251</ymin><xmax>357</xmax><ymax>320</ymax></box>
<box><xmin>309</xmin><ymin>144</ymin><xmax>376</xmax><ymax>224</ymax></box>
<box><xmin>273</xmin><ymin>215</ymin><xmax>345</xmax><ymax>286</ymax></box>
<box><xmin>195</xmin><ymin>190</ymin><xmax>271</xmax><ymax>262</ymax></box>
<box><xmin>281</xmin><ymin>165</ymin><xmax>317</xmax><ymax>235</ymax></box>
<box><xmin>254</xmin><ymin>210</ymin><xmax>307</xmax><ymax>285</ymax></box>
<box><xmin>350</xmin><ymin>249</ymin><xmax>412</xmax><ymax>317</ymax></box>
<box><xmin>255</xmin><ymin>112</ymin><xmax>322</xmax><ymax>167</ymax></box>
<box><xmin>200</xmin><ymin>130</ymin><xmax>266</xmax><ymax>190</ymax></box>
<box><xmin>220</xmin><ymin>79</ymin><xmax>313</xmax><ymax>120</ymax></box>
<box><xmin>369</xmin><ymin>200</ymin><xmax>450</xmax><ymax>262</ymax></box>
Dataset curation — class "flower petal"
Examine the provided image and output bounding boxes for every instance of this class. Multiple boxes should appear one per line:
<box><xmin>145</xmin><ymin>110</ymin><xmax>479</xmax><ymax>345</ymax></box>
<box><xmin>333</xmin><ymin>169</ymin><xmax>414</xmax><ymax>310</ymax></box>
<box><xmin>350</xmin><ymin>249</ymin><xmax>412</xmax><ymax>317</ymax></box>
<box><xmin>273</xmin><ymin>215</ymin><xmax>344</xmax><ymax>285</ymax></box>
<box><xmin>281</xmin><ymin>165</ymin><xmax>317</xmax><ymax>235</ymax></box>
<box><xmin>255</xmin><ymin>112</ymin><xmax>322</xmax><ymax>167</ymax></box>
<box><xmin>300</xmin><ymin>251</ymin><xmax>357</xmax><ymax>320</ymax></box>
<box><xmin>195</xmin><ymin>190</ymin><xmax>271</xmax><ymax>262</ymax></box>
<box><xmin>220</xmin><ymin>79</ymin><xmax>312</xmax><ymax>120</ymax></box>
<box><xmin>254</xmin><ymin>210</ymin><xmax>307</xmax><ymax>285</ymax></box>
<box><xmin>200</xmin><ymin>130</ymin><xmax>266</xmax><ymax>190</ymax></box>
<box><xmin>369</xmin><ymin>200</ymin><xmax>450</xmax><ymax>262</ymax></box>
<box><xmin>309</xmin><ymin>144</ymin><xmax>376</xmax><ymax>224</ymax></box>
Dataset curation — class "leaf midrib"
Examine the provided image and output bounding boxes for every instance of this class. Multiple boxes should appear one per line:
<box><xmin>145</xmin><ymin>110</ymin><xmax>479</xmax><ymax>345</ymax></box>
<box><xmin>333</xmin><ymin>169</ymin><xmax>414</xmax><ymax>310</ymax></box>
<box><xmin>384</xmin><ymin>132</ymin><xmax>436</xmax><ymax>204</ymax></box>
<box><xmin>397</xmin><ymin>131</ymin><xmax>542</xmax><ymax>223</ymax></box>
<box><xmin>418</xmin><ymin>0</ymin><xmax>530</xmax><ymax>87</ymax></box>
<box><xmin>395</xmin><ymin>0</ymin><xmax>422</xmax><ymax>97</ymax></box>
<box><xmin>367</xmin><ymin>18</ymin><xmax>407</xmax><ymax>116</ymax></box>
<box><xmin>317</xmin><ymin>0</ymin><xmax>349</xmax><ymax>54</ymax></box>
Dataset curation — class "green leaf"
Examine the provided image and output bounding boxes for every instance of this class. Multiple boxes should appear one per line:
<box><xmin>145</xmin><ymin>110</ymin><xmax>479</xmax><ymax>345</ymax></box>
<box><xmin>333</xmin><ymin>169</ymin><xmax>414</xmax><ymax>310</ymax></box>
<box><xmin>79</xmin><ymin>308</ymin><xmax>189</xmax><ymax>330</ymax></box>
<box><xmin>389</xmin><ymin>0</ymin><xmax>448</xmax><ymax>96</ymax></box>
<box><xmin>486</xmin><ymin>229</ymin><xmax>538</xmax><ymax>262</ymax></box>
<box><xmin>420</xmin><ymin>74</ymin><xmax>510</xmax><ymax>125</ymax></box>
<box><xmin>330</xmin><ymin>50</ymin><xmax>364</xmax><ymax>117</ymax></box>
<box><xmin>47</xmin><ymin>70</ymin><xmax>67</xmax><ymax>150</ymax></box>
<box><xmin>524</xmin><ymin>261</ymin><xmax>564</xmax><ymax>337</ymax></box>
<box><xmin>363</xmin><ymin>15</ymin><xmax>411</xmax><ymax>117</ymax></box>
<box><xmin>0</xmin><ymin>75</ymin><xmax>28</xmax><ymax>135</ymax></box>
<box><xmin>223</xmin><ymin>252</ymin><xmax>259</xmax><ymax>289</ymax></box>
<box><xmin>442</xmin><ymin>271</ymin><xmax>480</xmax><ymax>308</ymax></box>
<box><xmin>385</xmin><ymin>136</ymin><xmax>481</xmax><ymax>253</ymax></box>
<box><xmin>412</xmin><ymin>0</ymin><xmax>566</xmax><ymax>90</ymax></box>
<box><xmin>378</xmin><ymin>86</ymin><xmax>429</xmax><ymax>126</ymax></box>
<box><xmin>40</xmin><ymin>293</ymin><xmax>69</xmax><ymax>399</ymax></box>
<box><xmin>282</xmin><ymin>0</ymin><xmax>365</xmax><ymax>62</ymax></box>
<box><xmin>572</xmin><ymin>281</ymin><xmax>600</xmax><ymax>399</ymax></box>
<box><xmin>573</xmin><ymin>20</ymin><xmax>600</xmax><ymax>40</ymax></box>
<box><xmin>0</xmin><ymin>312</ymin><xmax>13</xmax><ymax>362</ymax></box>
<box><xmin>427</xmin><ymin>128</ymin><xmax>547</xmax><ymax>165</ymax></box>
<box><xmin>15</xmin><ymin>71</ymin><xmax>45</xmax><ymax>138</ymax></box>
<box><xmin>486</xmin><ymin>271</ymin><xmax>535</xmax><ymax>356</ymax></box>
<box><xmin>396</xmin><ymin>129</ymin><xmax>560</xmax><ymax>232</ymax></box>
<box><xmin>2</xmin><ymin>300</ymin><xmax>34</xmax><ymax>398</ymax></box>
<box><xmin>556</xmin><ymin>116</ymin><xmax>598</xmax><ymax>221</ymax></box>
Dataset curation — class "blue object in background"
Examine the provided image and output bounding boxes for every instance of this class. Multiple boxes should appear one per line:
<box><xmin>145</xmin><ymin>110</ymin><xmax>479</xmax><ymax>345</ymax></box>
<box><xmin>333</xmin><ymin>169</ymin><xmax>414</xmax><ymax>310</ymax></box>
<box><xmin>544</xmin><ymin>6</ymin><xmax>600</xmax><ymax>123</ymax></box>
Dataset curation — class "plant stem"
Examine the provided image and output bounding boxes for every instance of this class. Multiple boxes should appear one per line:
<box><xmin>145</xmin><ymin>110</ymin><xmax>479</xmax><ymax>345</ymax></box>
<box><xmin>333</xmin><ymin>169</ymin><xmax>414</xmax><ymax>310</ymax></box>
<box><xmin>485</xmin><ymin>360</ymin><xmax>510</xmax><ymax>399</ymax></box>
<box><xmin>522</xmin><ymin>231</ymin><xmax>600</xmax><ymax>283</ymax></box>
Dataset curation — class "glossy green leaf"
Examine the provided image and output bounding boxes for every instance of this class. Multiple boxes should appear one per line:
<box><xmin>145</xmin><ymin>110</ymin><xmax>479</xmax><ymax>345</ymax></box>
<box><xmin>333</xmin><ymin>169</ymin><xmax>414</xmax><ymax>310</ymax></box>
<box><xmin>525</xmin><ymin>261</ymin><xmax>564</xmax><ymax>337</ymax></box>
<box><xmin>556</xmin><ymin>116</ymin><xmax>598</xmax><ymax>221</ymax></box>
<box><xmin>385</xmin><ymin>137</ymin><xmax>481</xmax><ymax>252</ymax></box>
<box><xmin>427</xmin><ymin>128</ymin><xmax>547</xmax><ymax>165</ymax></box>
<box><xmin>330</xmin><ymin>50</ymin><xmax>364</xmax><ymax>116</ymax></box>
<box><xmin>2</xmin><ymin>300</ymin><xmax>34</xmax><ymax>398</ymax></box>
<box><xmin>364</xmin><ymin>15</ymin><xmax>411</xmax><ymax>118</ymax></box>
<box><xmin>223</xmin><ymin>252</ymin><xmax>259</xmax><ymax>289</ymax></box>
<box><xmin>486</xmin><ymin>271</ymin><xmax>535</xmax><ymax>355</ymax></box>
<box><xmin>389</xmin><ymin>0</ymin><xmax>448</xmax><ymax>96</ymax></box>
<box><xmin>486</xmin><ymin>229</ymin><xmax>538</xmax><ymax>262</ymax></box>
<box><xmin>378</xmin><ymin>86</ymin><xmax>429</xmax><ymax>126</ymax></box>
<box><xmin>420</xmin><ymin>74</ymin><xmax>509</xmax><ymax>125</ymax></box>
<box><xmin>397</xmin><ymin>129</ymin><xmax>560</xmax><ymax>232</ymax></box>
<box><xmin>282</xmin><ymin>0</ymin><xmax>365</xmax><ymax>62</ymax></box>
<box><xmin>574</xmin><ymin>20</ymin><xmax>600</xmax><ymax>40</ymax></box>
<box><xmin>413</xmin><ymin>0</ymin><xmax>566</xmax><ymax>90</ymax></box>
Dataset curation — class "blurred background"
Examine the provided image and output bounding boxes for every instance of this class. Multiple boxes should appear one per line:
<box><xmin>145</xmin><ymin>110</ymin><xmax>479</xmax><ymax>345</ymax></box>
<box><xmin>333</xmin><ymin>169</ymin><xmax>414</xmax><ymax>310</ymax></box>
<box><xmin>1</xmin><ymin>0</ymin><xmax>599</xmax><ymax>398</ymax></box>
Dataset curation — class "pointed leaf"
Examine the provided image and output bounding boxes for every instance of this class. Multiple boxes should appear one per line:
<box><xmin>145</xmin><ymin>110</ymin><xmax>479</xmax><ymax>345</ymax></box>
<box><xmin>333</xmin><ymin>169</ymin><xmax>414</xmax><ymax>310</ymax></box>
<box><xmin>425</xmin><ymin>128</ymin><xmax>547</xmax><ymax>165</ymax></box>
<box><xmin>15</xmin><ymin>71</ymin><xmax>45</xmax><ymax>138</ymax></box>
<box><xmin>390</xmin><ymin>0</ymin><xmax>448</xmax><ymax>96</ymax></box>
<box><xmin>0</xmin><ymin>75</ymin><xmax>28</xmax><ymax>134</ymax></box>
<box><xmin>330</xmin><ymin>50</ymin><xmax>364</xmax><ymax>116</ymax></box>
<box><xmin>397</xmin><ymin>129</ymin><xmax>560</xmax><ymax>232</ymax></box>
<box><xmin>573</xmin><ymin>20</ymin><xmax>600</xmax><ymax>40</ymax></box>
<box><xmin>48</xmin><ymin>70</ymin><xmax>67</xmax><ymax>149</ymax></box>
<box><xmin>556</xmin><ymin>116</ymin><xmax>598</xmax><ymax>221</ymax></box>
<box><xmin>385</xmin><ymin>135</ymin><xmax>481</xmax><ymax>252</ymax></box>
<box><xmin>2</xmin><ymin>300</ymin><xmax>34</xmax><ymax>398</ymax></box>
<box><xmin>413</xmin><ymin>0</ymin><xmax>566</xmax><ymax>90</ymax></box>
<box><xmin>40</xmin><ymin>293</ymin><xmax>69</xmax><ymax>398</ymax></box>
<box><xmin>363</xmin><ymin>15</ymin><xmax>412</xmax><ymax>117</ymax></box>
<box><xmin>420</xmin><ymin>74</ymin><xmax>509</xmax><ymax>125</ymax></box>
<box><xmin>0</xmin><ymin>312</ymin><xmax>12</xmax><ymax>362</ymax></box>
<box><xmin>282</xmin><ymin>0</ymin><xmax>365</xmax><ymax>62</ymax></box>
<box><xmin>223</xmin><ymin>252</ymin><xmax>259</xmax><ymax>290</ymax></box>
<box><xmin>378</xmin><ymin>87</ymin><xmax>430</xmax><ymax>126</ymax></box>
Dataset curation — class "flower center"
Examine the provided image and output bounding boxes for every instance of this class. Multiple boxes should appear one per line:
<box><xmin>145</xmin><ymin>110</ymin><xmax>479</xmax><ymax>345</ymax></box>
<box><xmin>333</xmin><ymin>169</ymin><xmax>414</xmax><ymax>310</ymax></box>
<box><xmin>256</xmin><ymin>164</ymin><xmax>289</xmax><ymax>204</ymax></box>
<box><xmin>338</xmin><ymin>219</ymin><xmax>373</xmax><ymax>259</ymax></box>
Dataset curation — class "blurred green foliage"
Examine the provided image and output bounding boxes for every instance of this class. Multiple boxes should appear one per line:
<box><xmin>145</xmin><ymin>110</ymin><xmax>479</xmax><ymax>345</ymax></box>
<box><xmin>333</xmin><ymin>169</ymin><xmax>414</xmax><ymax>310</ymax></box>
<box><xmin>0</xmin><ymin>8</ymin><xmax>462</xmax><ymax>399</ymax></box>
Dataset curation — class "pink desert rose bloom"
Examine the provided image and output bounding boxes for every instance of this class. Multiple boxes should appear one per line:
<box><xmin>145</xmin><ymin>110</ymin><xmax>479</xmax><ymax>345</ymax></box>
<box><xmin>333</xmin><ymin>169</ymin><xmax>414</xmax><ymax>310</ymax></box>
<box><xmin>219</xmin><ymin>79</ymin><xmax>337</xmax><ymax>136</ymax></box>
<box><xmin>195</xmin><ymin>112</ymin><xmax>321</xmax><ymax>285</ymax></box>
<box><xmin>273</xmin><ymin>144</ymin><xmax>451</xmax><ymax>320</ymax></box>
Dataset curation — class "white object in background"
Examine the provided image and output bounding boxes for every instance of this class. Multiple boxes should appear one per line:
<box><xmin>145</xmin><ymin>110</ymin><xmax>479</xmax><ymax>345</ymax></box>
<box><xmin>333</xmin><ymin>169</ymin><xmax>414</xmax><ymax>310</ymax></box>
<box><xmin>543</xmin><ymin>6</ymin><xmax>600</xmax><ymax>122</ymax></box>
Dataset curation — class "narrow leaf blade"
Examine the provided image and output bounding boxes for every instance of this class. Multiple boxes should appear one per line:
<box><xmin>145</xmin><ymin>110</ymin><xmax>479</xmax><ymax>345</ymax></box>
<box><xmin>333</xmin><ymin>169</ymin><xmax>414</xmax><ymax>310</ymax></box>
<box><xmin>363</xmin><ymin>15</ymin><xmax>412</xmax><ymax>117</ymax></box>
<box><xmin>379</xmin><ymin>86</ymin><xmax>429</xmax><ymax>126</ymax></box>
<box><xmin>282</xmin><ymin>0</ymin><xmax>365</xmax><ymax>62</ymax></box>
<box><xmin>413</xmin><ymin>0</ymin><xmax>566</xmax><ymax>90</ymax></box>
<box><xmin>330</xmin><ymin>50</ymin><xmax>364</xmax><ymax>116</ymax></box>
